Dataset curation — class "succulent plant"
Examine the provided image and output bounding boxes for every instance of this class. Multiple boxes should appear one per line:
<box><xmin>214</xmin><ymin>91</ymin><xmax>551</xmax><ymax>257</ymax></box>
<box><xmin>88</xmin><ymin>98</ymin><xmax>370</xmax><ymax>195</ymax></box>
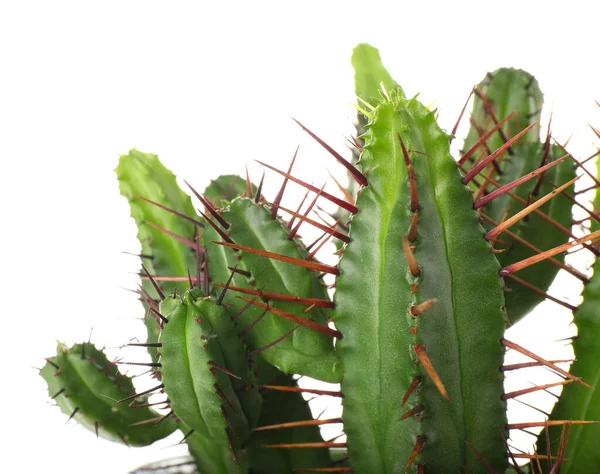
<box><xmin>40</xmin><ymin>44</ymin><xmax>600</xmax><ymax>473</ymax></box>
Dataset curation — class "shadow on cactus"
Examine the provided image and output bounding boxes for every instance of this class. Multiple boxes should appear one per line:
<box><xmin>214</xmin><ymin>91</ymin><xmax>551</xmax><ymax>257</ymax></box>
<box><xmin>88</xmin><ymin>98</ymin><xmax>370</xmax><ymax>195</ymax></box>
<box><xmin>40</xmin><ymin>43</ymin><xmax>600</xmax><ymax>473</ymax></box>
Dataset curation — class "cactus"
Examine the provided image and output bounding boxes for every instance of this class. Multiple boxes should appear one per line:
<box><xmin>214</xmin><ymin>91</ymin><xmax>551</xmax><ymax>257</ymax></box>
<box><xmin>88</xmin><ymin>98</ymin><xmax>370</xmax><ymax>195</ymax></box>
<box><xmin>40</xmin><ymin>44</ymin><xmax>600</xmax><ymax>473</ymax></box>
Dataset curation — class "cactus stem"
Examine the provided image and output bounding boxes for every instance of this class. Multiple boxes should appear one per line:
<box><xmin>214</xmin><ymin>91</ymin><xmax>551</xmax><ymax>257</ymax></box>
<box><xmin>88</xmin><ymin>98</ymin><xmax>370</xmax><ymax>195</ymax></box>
<box><xmin>502</xmin><ymin>338</ymin><xmax>591</xmax><ymax>387</ymax></box>
<box><xmin>401</xmin><ymin>376</ymin><xmax>423</xmax><ymax>407</ymax></box>
<box><xmin>289</xmin><ymin>185</ymin><xmax>324</xmax><ymax>240</ymax></box>
<box><xmin>465</xmin><ymin>440</ymin><xmax>498</xmax><ymax>474</ymax></box>
<box><xmin>260</xmin><ymin>385</ymin><xmax>343</xmax><ymax>398</ymax></box>
<box><xmin>141</xmin><ymin>264</ymin><xmax>165</xmax><ymax>300</ymax></box>
<box><xmin>398</xmin><ymin>133</ymin><xmax>419</xmax><ymax>212</ymax></box>
<box><xmin>248</xmin><ymin>326</ymin><xmax>298</xmax><ymax>355</ymax></box>
<box><xmin>503</xmin><ymin>380</ymin><xmax>576</xmax><ymax>401</ymax></box>
<box><xmin>450</xmin><ymin>87</ymin><xmax>474</xmax><ymax>141</ymax></box>
<box><xmin>214</xmin><ymin>284</ymin><xmax>335</xmax><ymax>308</ymax></box>
<box><xmin>263</xmin><ymin>442</ymin><xmax>347</xmax><ymax>449</ymax></box>
<box><xmin>409</xmin><ymin>298</ymin><xmax>438</xmax><ymax>317</ymax></box>
<box><xmin>271</xmin><ymin>145</ymin><xmax>299</xmax><ymax>218</ymax></box>
<box><xmin>293</xmin><ymin>118</ymin><xmax>368</xmax><ymax>187</ymax></box>
<box><xmin>501</xmin><ymin>359</ymin><xmax>573</xmax><ymax>371</ymax></box>
<box><xmin>399</xmin><ymin>404</ymin><xmax>425</xmax><ymax>420</ymax></box>
<box><xmin>413</xmin><ymin>344</ymin><xmax>449</xmax><ymax>400</ymax></box>
<box><xmin>458</xmin><ymin>112</ymin><xmax>515</xmax><ymax>166</ymax></box>
<box><xmin>257</xmin><ymin>160</ymin><xmax>359</xmax><ymax>214</ymax></box>
<box><xmin>462</xmin><ymin>123</ymin><xmax>537</xmax><ymax>184</ymax></box>
<box><xmin>500</xmin><ymin>228</ymin><xmax>600</xmax><ymax>276</ymax></box>
<box><xmin>474</xmin><ymin>153</ymin><xmax>570</xmax><ymax>209</ymax></box>
<box><xmin>185</xmin><ymin>180</ymin><xmax>231</xmax><ymax>230</ymax></box>
<box><xmin>239</xmin><ymin>297</ymin><xmax>342</xmax><ymax>339</ymax></box>
<box><xmin>213</xmin><ymin>241</ymin><xmax>340</xmax><ymax>275</ymax></box>
<box><xmin>253</xmin><ymin>417</ymin><xmax>343</xmax><ymax>431</ymax></box>
<box><xmin>406</xmin><ymin>435</ymin><xmax>426</xmax><ymax>470</ymax></box>
<box><xmin>504</xmin><ymin>274</ymin><xmax>578</xmax><ymax>312</ymax></box>
<box><xmin>486</xmin><ymin>176</ymin><xmax>579</xmax><ymax>239</ymax></box>
<box><xmin>117</xmin><ymin>383</ymin><xmax>164</xmax><ymax>404</ymax></box>
<box><xmin>402</xmin><ymin>236</ymin><xmax>421</xmax><ymax>277</ymax></box>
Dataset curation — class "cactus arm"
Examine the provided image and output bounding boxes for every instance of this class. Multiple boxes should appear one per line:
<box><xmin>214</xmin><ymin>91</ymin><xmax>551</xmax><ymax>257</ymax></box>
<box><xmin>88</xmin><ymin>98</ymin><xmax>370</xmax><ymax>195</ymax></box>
<box><xmin>537</xmin><ymin>268</ymin><xmax>600</xmax><ymax>472</ymax></box>
<box><xmin>40</xmin><ymin>343</ymin><xmax>176</xmax><ymax>446</ymax></box>
<box><xmin>333</xmin><ymin>93</ymin><xmax>507</xmax><ymax>473</ymax></box>
<box><xmin>462</xmin><ymin>68</ymin><xmax>542</xmax><ymax>153</ymax></box>
<box><xmin>116</xmin><ymin>149</ymin><xmax>200</xmax><ymax>355</ymax></box>
<box><xmin>158</xmin><ymin>291</ymin><xmax>251</xmax><ymax>473</ymax></box>
<box><xmin>210</xmin><ymin>198</ymin><xmax>341</xmax><ymax>383</ymax></box>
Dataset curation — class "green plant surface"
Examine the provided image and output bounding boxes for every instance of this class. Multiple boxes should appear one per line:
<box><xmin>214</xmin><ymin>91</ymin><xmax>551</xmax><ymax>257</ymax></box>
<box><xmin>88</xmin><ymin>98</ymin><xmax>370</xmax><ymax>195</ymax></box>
<box><xmin>333</xmin><ymin>92</ymin><xmax>507</xmax><ymax>473</ymax></box>
<box><xmin>206</xmin><ymin>197</ymin><xmax>342</xmax><ymax>383</ymax></box>
<box><xmin>116</xmin><ymin>149</ymin><xmax>201</xmax><ymax>355</ymax></box>
<box><xmin>40</xmin><ymin>342</ymin><xmax>176</xmax><ymax>446</ymax></box>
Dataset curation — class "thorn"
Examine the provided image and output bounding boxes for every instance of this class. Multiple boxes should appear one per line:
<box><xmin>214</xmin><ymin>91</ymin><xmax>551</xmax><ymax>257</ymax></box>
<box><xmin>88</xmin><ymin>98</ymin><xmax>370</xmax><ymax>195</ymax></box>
<box><xmin>215</xmin><ymin>384</ymin><xmax>237</xmax><ymax>414</ymax></box>
<box><xmin>245</xmin><ymin>165</ymin><xmax>253</xmax><ymax>199</ymax></box>
<box><xmin>486</xmin><ymin>176</ymin><xmax>579</xmax><ymax>240</ymax></box>
<box><xmin>458</xmin><ymin>112</ymin><xmax>515</xmax><ymax>165</ymax></box>
<box><xmin>199</xmin><ymin>211</ymin><xmax>235</xmax><ymax>244</ymax></box>
<box><xmin>462</xmin><ymin>123</ymin><xmax>537</xmax><ymax>184</ymax></box>
<box><xmin>225</xmin><ymin>427</ymin><xmax>238</xmax><ymax>464</ymax></box>
<box><xmin>239</xmin><ymin>306</ymin><xmax>268</xmax><ymax>338</ymax></box>
<box><xmin>67</xmin><ymin>407</ymin><xmax>80</xmax><ymax>423</ymax></box>
<box><xmin>306</xmin><ymin>231</ymin><xmax>334</xmax><ymax>261</ymax></box>
<box><xmin>260</xmin><ymin>385</ymin><xmax>343</xmax><ymax>397</ymax></box>
<box><xmin>474</xmin><ymin>85</ymin><xmax>511</xmax><ymax>148</ymax></box>
<box><xmin>501</xmin><ymin>359</ymin><xmax>573</xmax><ymax>371</ymax></box>
<box><xmin>141</xmin><ymin>264</ymin><xmax>165</xmax><ymax>300</ymax></box>
<box><xmin>217</xmin><ymin>267</ymin><xmax>237</xmax><ymax>305</ymax></box>
<box><xmin>499</xmin><ymin>228</ymin><xmax>600</xmax><ymax>276</ymax></box>
<box><xmin>256</xmin><ymin>160</ymin><xmax>358</xmax><ymax>214</ymax></box>
<box><xmin>413</xmin><ymin>344</ymin><xmax>449</xmax><ymax>400</ymax></box>
<box><xmin>400</xmin><ymin>404</ymin><xmax>424</xmax><ymax>420</ymax></box>
<box><xmin>401</xmin><ymin>376</ymin><xmax>422</xmax><ymax>407</ymax></box>
<box><xmin>327</xmin><ymin>169</ymin><xmax>356</xmax><ymax>206</ymax></box>
<box><xmin>474</xmin><ymin>153</ymin><xmax>570</xmax><ymax>209</ymax></box>
<box><xmin>149</xmin><ymin>307</ymin><xmax>169</xmax><ymax>324</ymax></box>
<box><xmin>248</xmin><ymin>326</ymin><xmax>298</xmax><ymax>355</ymax></box>
<box><xmin>408</xmin><ymin>211</ymin><xmax>418</xmax><ymax>242</ymax></box>
<box><xmin>117</xmin><ymin>361</ymin><xmax>162</xmax><ymax>367</ymax></box>
<box><xmin>450</xmin><ymin>88</ymin><xmax>474</xmax><ymax>142</ymax></box>
<box><xmin>238</xmin><ymin>297</ymin><xmax>342</xmax><ymax>339</ymax></box>
<box><xmin>288</xmin><ymin>188</ymin><xmax>312</xmax><ymax>229</ymax></box>
<box><xmin>288</xmin><ymin>185</ymin><xmax>325</xmax><ymax>240</ymax></box>
<box><xmin>403</xmin><ymin>236</ymin><xmax>421</xmax><ymax>277</ymax></box>
<box><xmin>228</xmin><ymin>265</ymin><xmax>251</xmax><ymax>277</ymax></box>
<box><xmin>293</xmin><ymin>118</ymin><xmax>368</xmax><ymax>187</ymax></box>
<box><xmin>409</xmin><ymin>299</ymin><xmax>438</xmax><ymax>317</ymax></box>
<box><xmin>145</xmin><ymin>221</ymin><xmax>200</xmax><ymax>250</ymax></box>
<box><xmin>185</xmin><ymin>181</ymin><xmax>231</xmax><ymax>229</ymax></box>
<box><xmin>276</xmin><ymin>205</ymin><xmax>350</xmax><ymax>243</ymax></box>
<box><xmin>271</xmin><ymin>146</ymin><xmax>299</xmax><ymax>219</ymax></box>
<box><xmin>255</xmin><ymin>172</ymin><xmax>265</xmax><ymax>204</ymax></box>
<box><xmin>465</xmin><ymin>440</ymin><xmax>498</xmax><ymax>474</ymax></box>
<box><xmin>45</xmin><ymin>358</ymin><xmax>59</xmax><ymax>370</ymax></box>
<box><xmin>504</xmin><ymin>274</ymin><xmax>578</xmax><ymax>312</ymax></box>
<box><xmin>51</xmin><ymin>388</ymin><xmax>65</xmax><ymax>400</ymax></box>
<box><xmin>508</xmin><ymin>420</ymin><xmax>597</xmax><ymax>430</ymax></box>
<box><xmin>117</xmin><ymin>384</ymin><xmax>164</xmax><ymax>404</ymax></box>
<box><xmin>263</xmin><ymin>442</ymin><xmax>347</xmax><ymax>449</ymax></box>
<box><xmin>213</xmin><ymin>284</ymin><xmax>334</xmax><ymax>308</ymax></box>
<box><xmin>254</xmin><ymin>418</ymin><xmax>343</xmax><ymax>431</ymax></box>
<box><xmin>213</xmin><ymin>241</ymin><xmax>340</xmax><ymax>275</ymax></box>
<box><xmin>135</xmin><ymin>196</ymin><xmax>206</xmax><ymax>228</ymax></box>
<box><xmin>502</xmin><ymin>338</ymin><xmax>592</xmax><ymax>387</ymax></box>
<box><xmin>503</xmin><ymin>380</ymin><xmax>575</xmax><ymax>400</ymax></box>
<box><xmin>127</xmin><ymin>342</ymin><xmax>163</xmax><ymax>348</ymax></box>
<box><xmin>291</xmin><ymin>469</ymin><xmax>352</xmax><ymax>473</ymax></box>
<box><xmin>406</xmin><ymin>436</ymin><xmax>425</xmax><ymax>470</ymax></box>
<box><xmin>397</xmin><ymin>133</ymin><xmax>419</xmax><ymax>212</ymax></box>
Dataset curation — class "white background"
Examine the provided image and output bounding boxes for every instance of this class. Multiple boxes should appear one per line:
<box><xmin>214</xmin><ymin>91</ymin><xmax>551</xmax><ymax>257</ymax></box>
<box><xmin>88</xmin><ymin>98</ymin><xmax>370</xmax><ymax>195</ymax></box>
<box><xmin>2</xmin><ymin>1</ymin><xmax>599</xmax><ymax>472</ymax></box>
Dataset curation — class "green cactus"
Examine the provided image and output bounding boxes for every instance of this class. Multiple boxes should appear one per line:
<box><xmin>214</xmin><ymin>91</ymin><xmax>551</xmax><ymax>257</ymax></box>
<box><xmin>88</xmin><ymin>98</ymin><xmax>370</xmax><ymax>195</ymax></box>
<box><xmin>40</xmin><ymin>44</ymin><xmax>600</xmax><ymax>474</ymax></box>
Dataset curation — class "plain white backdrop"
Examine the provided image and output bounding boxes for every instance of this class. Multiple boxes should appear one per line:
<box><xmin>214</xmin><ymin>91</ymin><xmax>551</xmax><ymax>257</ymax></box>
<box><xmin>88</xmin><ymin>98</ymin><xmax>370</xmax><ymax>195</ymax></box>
<box><xmin>2</xmin><ymin>1</ymin><xmax>599</xmax><ymax>472</ymax></box>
